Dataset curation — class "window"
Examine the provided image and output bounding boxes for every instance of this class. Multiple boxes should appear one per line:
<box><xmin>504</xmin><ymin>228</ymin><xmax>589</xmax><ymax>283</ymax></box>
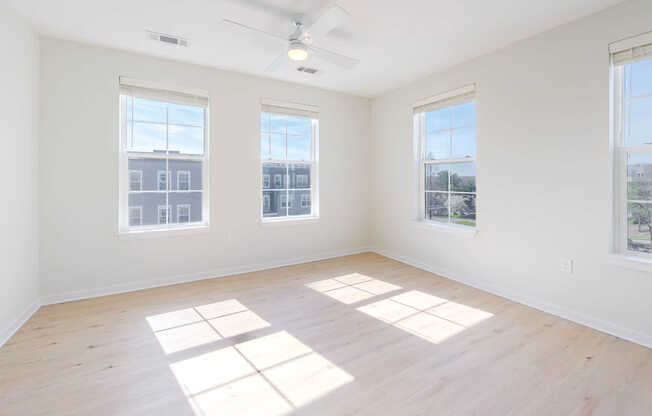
<box><xmin>280</xmin><ymin>194</ymin><xmax>292</xmax><ymax>209</ymax></box>
<box><xmin>119</xmin><ymin>78</ymin><xmax>209</xmax><ymax>232</ymax></box>
<box><xmin>414</xmin><ymin>85</ymin><xmax>477</xmax><ymax>228</ymax></box>
<box><xmin>158</xmin><ymin>205</ymin><xmax>171</xmax><ymax>225</ymax></box>
<box><xmin>177</xmin><ymin>204</ymin><xmax>191</xmax><ymax>223</ymax></box>
<box><xmin>301</xmin><ymin>194</ymin><xmax>311</xmax><ymax>208</ymax></box>
<box><xmin>296</xmin><ymin>174</ymin><xmax>308</xmax><ymax>187</ymax></box>
<box><xmin>260</xmin><ymin>101</ymin><xmax>318</xmax><ymax>220</ymax></box>
<box><xmin>129</xmin><ymin>206</ymin><xmax>142</xmax><ymax>226</ymax></box>
<box><xmin>158</xmin><ymin>170</ymin><xmax>170</xmax><ymax>191</ymax></box>
<box><xmin>177</xmin><ymin>170</ymin><xmax>190</xmax><ymax>191</ymax></box>
<box><xmin>611</xmin><ymin>34</ymin><xmax>652</xmax><ymax>255</ymax></box>
<box><xmin>129</xmin><ymin>170</ymin><xmax>142</xmax><ymax>191</ymax></box>
<box><xmin>263</xmin><ymin>194</ymin><xmax>271</xmax><ymax>211</ymax></box>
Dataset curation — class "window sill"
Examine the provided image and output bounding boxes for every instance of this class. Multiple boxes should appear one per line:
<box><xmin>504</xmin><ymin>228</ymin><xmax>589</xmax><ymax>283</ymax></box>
<box><xmin>412</xmin><ymin>220</ymin><xmax>478</xmax><ymax>238</ymax></box>
<box><xmin>260</xmin><ymin>216</ymin><xmax>319</xmax><ymax>226</ymax></box>
<box><xmin>118</xmin><ymin>224</ymin><xmax>210</xmax><ymax>240</ymax></box>
<box><xmin>607</xmin><ymin>253</ymin><xmax>652</xmax><ymax>272</ymax></box>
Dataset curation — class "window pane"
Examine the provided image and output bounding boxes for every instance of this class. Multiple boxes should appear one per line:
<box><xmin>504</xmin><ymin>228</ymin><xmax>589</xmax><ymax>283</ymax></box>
<box><xmin>270</xmin><ymin>114</ymin><xmax>286</xmax><ymax>133</ymax></box>
<box><xmin>289</xmin><ymin>164</ymin><xmax>311</xmax><ymax>189</ymax></box>
<box><xmin>451</xmin><ymin>193</ymin><xmax>476</xmax><ymax>227</ymax></box>
<box><xmin>425</xmin><ymin>164</ymin><xmax>449</xmax><ymax>191</ymax></box>
<box><xmin>287</xmin><ymin>135</ymin><xmax>310</xmax><ymax>160</ymax></box>
<box><xmin>631</xmin><ymin>60</ymin><xmax>652</xmax><ymax>97</ymax></box>
<box><xmin>270</xmin><ymin>133</ymin><xmax>285</xmax><ymax>160</ymax></box>
<box><xmin>131</xmin><ymin>122</ymin><xmax>166</xmax><ymax>153</ymax></box>
<box><xmin>128</xmin><ymin>158</ymin><xmax>160</xmax><ymax>191</ymax></box>
<box><xmin>169</xmin><ymin>125</ymin><xmax>204</xmax><ymax>155</ymax></box>
<box><xmin>263</xmin><ymin>190</ymin><xmax>286</xmax><ymax>217</ymax></box>
<box><xmin>450</xmin><ymin>163</ymin><xmax>476</xmax><ymax>192</ymax></box>
<box><xmin>129</xmin><ymin>193</ymin><xmax>166</xmax><ymax>226</ymax></box>
<box><xmin>289</xmin><ymin>190</ymin><xmax>311</xmax><ymax>216</ymax></box>
<box><xmin>628</xmin><ymin>96</ymin><xmax>652</xmax><ymax>146</ymax></box>
<box><xmin>263</xmin><ymin>163</ymin><xmax>287</xmax><ymax>189</ymax></box>
<box><xmin>426</xmin><ymin>130</ymin><xmax>450</xmax><ymax>160</ymax></box>
<box><xmin>287</xmin><ymin>117</ymin><xmax>311</xmax><ymax>136</ymax></box>
<box><xmin>425</xmin><ymin>192</ymin><xmax>448</xmax><ymax>223</ymax></box>
<box><xmin>452</xmin><ymin>102</ymin><xmax>475</xmax><ymax>128</ymax></box>
<box><xmin>169</xmin><ymin>104</ymin><xmax>204</xmax><ymax>127</ymax></box>
<box><xmin>261</xmin><ymin>132</ymin><xmax>270</xmax><ymax>159</ymax></box>
<box><xmin>169</xmin><ymin>193</ymin><xmax>202</xmax><ymax>224</ymax></box>
<box><xmin>426</xmin><ymin>108</ymin><xmax>450</xmax><ymax>132</ymax></box>
<box><xmin>261</xmin><ymin>112</ymin><xmax>270</xmax><ymax>132</ymax></box>
<box><xmin>451</xmin><ymin>126</ymin><xmax>476</xmax><ymax>158</ymax></box>
<box><xmin>133</xmin><ymin>97</ymin><xmax>166</xmax><ymax>123</ymax></box>
<box><xmin>628</xmin><ymin>154</ymin><xmax>652</xmax><ymax>200</ymax></box>
<box><xmin>628</xmin><ymin>202</ymin><xmax>652</xmax><ymax>254</ymax></box>
<box><xmin>170</xmin><ymin>160</ymin><xmax>202</xmax><ymax>190</ymax></box>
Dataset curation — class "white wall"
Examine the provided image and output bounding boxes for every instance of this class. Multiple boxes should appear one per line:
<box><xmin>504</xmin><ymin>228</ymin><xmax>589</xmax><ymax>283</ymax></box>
<box><xmin>0</xmin><ymin>6</ymin><xmax>40</xmax><ymax>344</ymax></box>
<box><xmin>39</xmin><ymin>38</ymin><xmax>370</xmax><ymax>302</ymax></box>
<box><xmin>370</xmin><ymin>0</ymin><xmax>652</xmax><ymax>346</ymax></box>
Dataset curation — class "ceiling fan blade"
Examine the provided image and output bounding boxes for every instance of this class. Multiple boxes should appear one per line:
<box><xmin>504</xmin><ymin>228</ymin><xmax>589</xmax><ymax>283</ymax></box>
<box><xmin>307</xmin><ymin>5</ymin><xmax>350</xmax><ymax>40</ymax></box>
<box><xmin>222</xmin><ymin>18</ymin><xmax>287</xmax><ymax>43</ymax></box>
<box><xmin>265</xmin><ymin>52</ymin><xmax>287</xmax><ymax>72</ymax></box>
<box><xmin>308</xmin><ymin>45</ymin><xmax>358</xmax><ymax>69</ymax></box>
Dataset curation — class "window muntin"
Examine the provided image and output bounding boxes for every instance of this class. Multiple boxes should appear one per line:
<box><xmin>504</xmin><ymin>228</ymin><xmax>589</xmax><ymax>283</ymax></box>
<box><xmin>260</xmin><ymin>110</ymin><xmax>318</xmax><ymax>220</ymax></box>
<box><xmin>415</xmin><ymin>88</ymin><xmax>476</xmax><ymax>228</ymax></box>
<box><xmin>614</xmin><ymin>56</ymin><xmax>652</xmax><ymax>254</ymax></box>
<box><xmin>119</xmin><ymin>82</ymin><xmax>208</xmax><ymax>232</ymax></box>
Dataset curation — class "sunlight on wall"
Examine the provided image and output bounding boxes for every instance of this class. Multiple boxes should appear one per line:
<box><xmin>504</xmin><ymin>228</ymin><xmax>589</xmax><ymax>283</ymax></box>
<box><xmin>147</xmin><ymin>301</ymin><xmax>354</xmax><ymax>415</ymax></box>
<box><xmin>306</xmin><ymin>273</ymin><xmax>402</xmax><ymax>304</ymax></box>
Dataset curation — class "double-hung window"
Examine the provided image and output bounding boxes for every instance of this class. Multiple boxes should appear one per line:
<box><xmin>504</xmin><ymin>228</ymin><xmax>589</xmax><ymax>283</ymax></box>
<box><xmin>260</xmin><ymin>100</ymin><xmax>318</xmax><ymax>220</ymax></box>
<box><xmin>611</xmin><ymin>34</ymin><xmax>652</xmax><ymax>255</ymax></box>
<box><xmin>414</xmin><ymin>85</ymin><xmax>477</xmax><ymax>228</ymax></box>
<box><xmin>119</xmin><ymin>78</ymin><xmax>209</xmax><ymax>232</ymax></box>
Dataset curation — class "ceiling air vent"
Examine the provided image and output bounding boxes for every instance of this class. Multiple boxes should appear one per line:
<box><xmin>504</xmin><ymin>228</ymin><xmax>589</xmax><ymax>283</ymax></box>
<box><xmin>148</xmin><ymin>31</ymin><xmax>189</xmax><ymax>47</ymax></box>
<box><xmin>297</xmin><ymin>66</ymin><xmax>318</xmax><ymax>74</ymax></box>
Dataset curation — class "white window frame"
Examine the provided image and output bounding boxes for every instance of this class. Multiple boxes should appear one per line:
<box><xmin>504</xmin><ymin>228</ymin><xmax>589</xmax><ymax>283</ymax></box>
<box><xmin>177</xmin><ymin>170</ymin><xmax>191</xmax><ymax>191</ymax></box>
<box><xmin>611</xmin><ymin>34</ymin><xmax>652</xmax><ymax>258</ymax></box>
<box><xmin>263</xmin><ymin>174</ymin><xmax>270</xmax><ymax>188</ymax></box>
<box><xmin>177</xmin><ymin>204</ymin><xmax>191</xmax><ymax>223</ymax></box>
<box><xmin>128</xmin><ymin>206</ymin><xmax>142</xmax><ymax>226</ymax></box>
<box><xmin>118</xmin><ymin>77</ymin><xmax>210</xmax><ymax>234</ymax></box>
<box><xmin>260</xmin><ymin>100</ymin><xmax>319</xmax><ymax>223</ymax></box>
<box><xmin>129</xmin><ymin>170</ymin><xmax>143</xmax><ymax>191</ymax></box>
<box><xmin>414</xmin><ymin>84</ymin><xmax>477</xmax><ymax>231</ymax></box>
<box><xmin>157</xmin><ymin>205</ymin><xmax>171</xmax><ymax>225</ymax></box>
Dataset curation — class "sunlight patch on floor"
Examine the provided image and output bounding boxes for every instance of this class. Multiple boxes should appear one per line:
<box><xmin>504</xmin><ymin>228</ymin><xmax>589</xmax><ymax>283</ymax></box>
<box><xmin>147</xmin><ymin>299</ymin><xmax>270</xmax><ymax>354</ymax></box>
<box><xmin>357</xmin><ymin>291</ymin><xmax>494</xmax><ymax>344</ymax></box>
<box><xmin>168</xmin><ymin>330</ymin><xmax>353</xmax><ymax>415</ymax></box>
<box><xmin>306</xmin><ymin>274</ymin><xmax>402</xmax><ymax>305</ymax></box>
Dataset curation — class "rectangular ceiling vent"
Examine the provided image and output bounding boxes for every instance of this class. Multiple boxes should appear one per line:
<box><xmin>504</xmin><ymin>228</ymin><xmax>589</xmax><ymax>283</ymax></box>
<box><xmin>148</xmin><ymin>31</ymin><xmax>189</xmax><ymax>47</ymax></box>
<box><xmin>297</xmin><ymin>66</ymin><xmax>318</xmax><ymax>74</ymax></box>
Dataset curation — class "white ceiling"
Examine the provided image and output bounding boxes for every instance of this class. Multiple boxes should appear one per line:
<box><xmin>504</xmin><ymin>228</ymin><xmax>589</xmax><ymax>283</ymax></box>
<box><xmin>8</xmin><ymin>0</ymin><xmax>623</xmax><ymax>97</ymax></box>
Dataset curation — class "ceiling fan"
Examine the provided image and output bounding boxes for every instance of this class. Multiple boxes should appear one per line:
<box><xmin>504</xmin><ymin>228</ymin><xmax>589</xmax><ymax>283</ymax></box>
<box><xmin>223</xmin><ymin>4</ymin><xmax>359</xmax><ymax>72</ymax></box>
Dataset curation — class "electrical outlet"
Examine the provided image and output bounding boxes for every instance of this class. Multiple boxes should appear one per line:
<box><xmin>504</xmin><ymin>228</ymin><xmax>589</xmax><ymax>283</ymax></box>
<box><xmin>560</xmin><ymin>258</ymin><xmax>573</xmax><ymax>274</ymax></box>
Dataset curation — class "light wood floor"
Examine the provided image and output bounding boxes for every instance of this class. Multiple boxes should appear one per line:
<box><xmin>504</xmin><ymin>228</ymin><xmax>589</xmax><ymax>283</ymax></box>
<box><xmin>2</xmin><ymin>253</ymin><xmax>652</xmax><ymax>415</ymax></box>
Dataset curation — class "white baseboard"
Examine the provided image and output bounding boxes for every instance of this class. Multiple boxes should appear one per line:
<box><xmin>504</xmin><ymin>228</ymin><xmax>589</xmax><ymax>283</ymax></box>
<box><xmin>371</xmin><ymin>247</ymin><xmax>652</xmax><ymax>350</ymax></box>
<box><xmin>0</xmin><ymin>299</ymin><xmax>41</xmax><ymax>348</ymax></box>
<box><xmin>41</xmin><ymin>246</ymin><xmax>370</xmax><ymax>306</ymax></box>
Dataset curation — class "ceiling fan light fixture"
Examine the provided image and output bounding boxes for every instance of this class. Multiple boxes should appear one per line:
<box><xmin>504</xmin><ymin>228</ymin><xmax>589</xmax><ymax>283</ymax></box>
<box><xmin>288</xmin><ymin>41</ymin><xmax>308</xmax><ymax>61</ymax></box>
